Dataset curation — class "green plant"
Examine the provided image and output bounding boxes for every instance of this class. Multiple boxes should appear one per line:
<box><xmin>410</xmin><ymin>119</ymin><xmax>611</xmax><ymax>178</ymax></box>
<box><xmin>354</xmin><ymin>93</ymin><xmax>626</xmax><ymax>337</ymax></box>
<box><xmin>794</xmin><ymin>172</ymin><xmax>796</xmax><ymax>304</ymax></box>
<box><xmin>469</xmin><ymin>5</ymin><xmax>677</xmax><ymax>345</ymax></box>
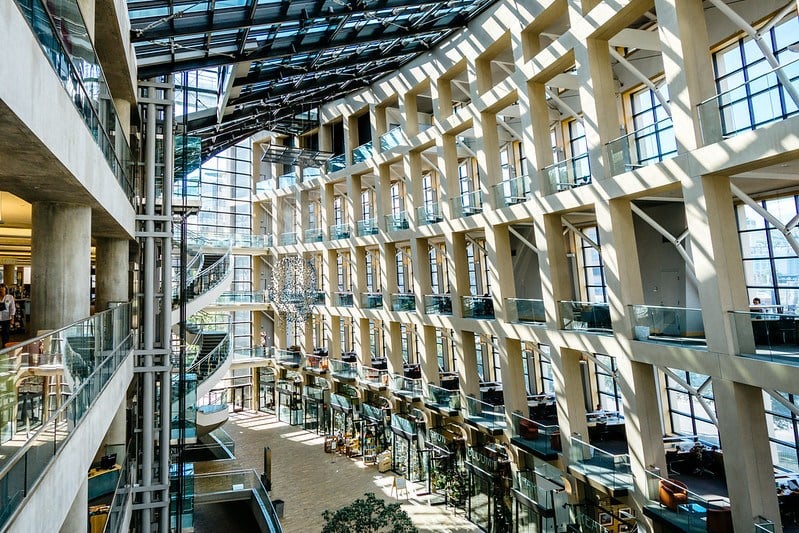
<box><xmin>321</xmin><ymin>492</ymin><xmax>417</xmax><ymax>533</ymax></box>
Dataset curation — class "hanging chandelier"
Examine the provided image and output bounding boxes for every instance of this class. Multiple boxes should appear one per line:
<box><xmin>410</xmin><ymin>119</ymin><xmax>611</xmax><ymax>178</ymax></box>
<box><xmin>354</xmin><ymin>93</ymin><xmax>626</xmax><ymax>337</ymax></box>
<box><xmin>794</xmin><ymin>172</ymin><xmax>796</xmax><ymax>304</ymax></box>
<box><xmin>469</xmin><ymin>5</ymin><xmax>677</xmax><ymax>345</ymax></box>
<box><xmin>267</xmin><ymin>256</ymin><xmax>317</xmax><ymax>324</ymax></box>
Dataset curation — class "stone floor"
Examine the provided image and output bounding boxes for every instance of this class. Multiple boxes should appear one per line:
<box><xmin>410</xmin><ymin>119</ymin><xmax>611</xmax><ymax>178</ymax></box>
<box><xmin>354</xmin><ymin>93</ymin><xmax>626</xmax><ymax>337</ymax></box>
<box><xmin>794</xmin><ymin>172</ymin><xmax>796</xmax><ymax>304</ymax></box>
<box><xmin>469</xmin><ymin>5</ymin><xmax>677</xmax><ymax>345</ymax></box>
<box><xmin>193</xmin><ymin>410</ymin><xmax>480</xmax><ymax>533</ymax></box>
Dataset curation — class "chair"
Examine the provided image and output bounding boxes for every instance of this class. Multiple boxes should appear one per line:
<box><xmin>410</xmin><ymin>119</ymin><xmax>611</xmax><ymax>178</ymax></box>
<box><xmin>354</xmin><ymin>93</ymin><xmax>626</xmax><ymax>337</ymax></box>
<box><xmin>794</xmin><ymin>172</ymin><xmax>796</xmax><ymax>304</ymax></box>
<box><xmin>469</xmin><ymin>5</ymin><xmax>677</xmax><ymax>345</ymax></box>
<box><xmin>549</xmin><ymin>431</ymin><xmax>562</xmax><ymax>451</ymax></box>
<box><xmin>659</xmin><ymin>478</ymin><xmax>688</xmax><ymax>510</ymax></box>
<box><xmin>518</xmin><ymin>418</ymin><xmax>538</xmax><ymax>439</ymax></box>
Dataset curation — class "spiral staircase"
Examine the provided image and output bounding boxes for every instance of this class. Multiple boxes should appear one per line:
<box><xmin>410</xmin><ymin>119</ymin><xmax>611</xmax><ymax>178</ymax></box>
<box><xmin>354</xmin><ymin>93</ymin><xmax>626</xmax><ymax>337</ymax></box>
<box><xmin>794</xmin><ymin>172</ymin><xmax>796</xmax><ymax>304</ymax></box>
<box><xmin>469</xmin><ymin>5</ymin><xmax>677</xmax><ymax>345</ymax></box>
<box><xmin>171</xmin><ymin>231</ymin><xmax>236</xmax><ymax>443</ymax></box>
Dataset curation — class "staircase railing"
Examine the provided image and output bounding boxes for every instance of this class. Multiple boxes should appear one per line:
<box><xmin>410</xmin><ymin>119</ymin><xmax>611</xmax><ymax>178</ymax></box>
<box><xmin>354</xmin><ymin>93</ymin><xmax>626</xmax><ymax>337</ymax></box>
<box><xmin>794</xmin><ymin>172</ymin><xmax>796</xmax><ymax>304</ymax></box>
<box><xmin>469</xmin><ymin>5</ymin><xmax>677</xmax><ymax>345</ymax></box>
<box><xmin>0</xmin><ymin>302</ymin><xmax>134</xmax><ymax>530</ymax></box>
<box><xmin>172</xmin><ymin>246</ymin><xmax>233</xmax><ymax>307</ymax></box>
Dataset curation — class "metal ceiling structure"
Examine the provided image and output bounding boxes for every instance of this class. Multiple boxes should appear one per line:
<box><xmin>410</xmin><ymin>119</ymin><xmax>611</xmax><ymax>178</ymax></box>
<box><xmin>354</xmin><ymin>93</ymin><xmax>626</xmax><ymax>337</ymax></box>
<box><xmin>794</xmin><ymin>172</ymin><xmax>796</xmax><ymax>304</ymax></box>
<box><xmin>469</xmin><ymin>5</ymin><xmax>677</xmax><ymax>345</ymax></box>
<box><xmin>128</xmin><ymin>0</ymin><xmax>499</xmax><ymax>160</ymax></box>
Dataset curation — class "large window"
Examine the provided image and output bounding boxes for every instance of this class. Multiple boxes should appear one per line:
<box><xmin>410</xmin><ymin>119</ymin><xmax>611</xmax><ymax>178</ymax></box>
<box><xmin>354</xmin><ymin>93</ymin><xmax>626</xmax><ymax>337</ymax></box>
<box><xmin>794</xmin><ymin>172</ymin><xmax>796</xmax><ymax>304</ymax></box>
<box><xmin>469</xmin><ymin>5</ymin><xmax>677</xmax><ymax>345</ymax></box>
<box><xmin>712</xmin><ymin>15</ymin><xmax>799</xmax><ymax>136</ymax></box>
<box><xmin>580</xmin><ymin>226</ymin><xmax>607</xmax><ymax>303</ymax></box>
<box><xmin>538</xmin><ymin>344</ymin><xmax>554</xmax><ymax>395</ymax></box>
<box><xmin>593</xmin><ymin>354</ymin><xmax>622</xmax><ymax>412</ymax></box>
<box><xmin>664</xmin><ymin>369</ymin><xmax>719</xmax><ymax>446</ymax></box>
<box><xmin>629</xmin><ymin>85</ymin><xmax>676</xmax><ymax>165</ymax></box>
<box><xmin>567</xmin><ymin>119</ymin><xmax>591</xmax><ymax>185</ymax></box>
<box><xmin>765</xmin><ymin>391</ymin><xmax>799</xmax><ymax>472</ymax></box>
<box><xmin>737</xmin><ymin>195</ymin><xmax>799</xmax><ymax>311</ymax></box>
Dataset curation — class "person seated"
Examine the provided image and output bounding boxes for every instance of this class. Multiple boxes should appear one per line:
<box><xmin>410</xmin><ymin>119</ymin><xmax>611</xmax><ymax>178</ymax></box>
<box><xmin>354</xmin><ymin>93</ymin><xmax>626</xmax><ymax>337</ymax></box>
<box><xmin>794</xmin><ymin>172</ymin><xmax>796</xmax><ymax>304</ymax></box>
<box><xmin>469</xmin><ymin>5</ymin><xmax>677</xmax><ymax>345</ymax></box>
<box><xmin>751</xmin><ymin>297</ymin><xmax>764</xmax><ymax>313</ymax></box>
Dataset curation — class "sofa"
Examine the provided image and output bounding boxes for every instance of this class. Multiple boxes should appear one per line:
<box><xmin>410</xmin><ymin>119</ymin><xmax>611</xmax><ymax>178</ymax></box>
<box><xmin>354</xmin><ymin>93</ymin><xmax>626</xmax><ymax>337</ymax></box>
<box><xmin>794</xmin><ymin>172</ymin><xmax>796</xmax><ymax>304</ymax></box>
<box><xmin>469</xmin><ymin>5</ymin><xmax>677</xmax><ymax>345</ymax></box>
<box><xmin>659</xmin><ymin>478</ymin><xmax>689</xmax><ymax>510</ymax></box>
<box><xmin>518</xmin><ymin>418</ymin><xmax>539</xmax><ymax>439</ymax></box>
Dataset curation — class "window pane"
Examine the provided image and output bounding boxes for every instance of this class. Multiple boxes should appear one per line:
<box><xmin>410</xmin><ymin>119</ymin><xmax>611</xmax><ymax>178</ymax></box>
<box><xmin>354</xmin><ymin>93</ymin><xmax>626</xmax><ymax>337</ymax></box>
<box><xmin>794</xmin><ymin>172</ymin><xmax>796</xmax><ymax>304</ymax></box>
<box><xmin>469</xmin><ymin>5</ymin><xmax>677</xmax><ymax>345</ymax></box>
<box><xmin>743</xmin><ymin>259</ymin><xmax>774</xmax><ymax>286</ymax></box>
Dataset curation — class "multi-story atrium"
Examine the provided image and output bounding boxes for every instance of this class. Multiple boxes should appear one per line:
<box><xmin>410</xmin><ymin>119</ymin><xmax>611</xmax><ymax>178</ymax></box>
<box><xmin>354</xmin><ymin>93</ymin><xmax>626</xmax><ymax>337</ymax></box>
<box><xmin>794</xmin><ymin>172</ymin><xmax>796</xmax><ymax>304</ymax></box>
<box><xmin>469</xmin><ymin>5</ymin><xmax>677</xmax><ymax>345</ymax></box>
<box><xmin>2</xmin><ymin>0</ymin><xmax>799</xmax><ymax>531</ymax></box>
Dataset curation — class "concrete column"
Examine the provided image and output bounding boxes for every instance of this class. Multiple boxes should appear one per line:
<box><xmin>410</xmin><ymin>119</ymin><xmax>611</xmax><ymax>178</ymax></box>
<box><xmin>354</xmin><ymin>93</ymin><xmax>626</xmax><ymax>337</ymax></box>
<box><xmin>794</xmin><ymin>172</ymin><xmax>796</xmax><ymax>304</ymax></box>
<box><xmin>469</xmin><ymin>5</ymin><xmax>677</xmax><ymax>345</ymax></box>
<box><xmin>655</xmin><ymin>0</ymin><xmax>715</xmax><ymax>151</ymax></box>
<box><xmin>437</xmin><ymin>134</ymin><xmax>458</xmax><ymax>220</ymax></box>
<box><xmin>386</xmin><ymin>321</ymin><xmax>403</xmax><ymax>377</ymax></box>
<box><xmin>95</xmin><ymin>237</ymin><xmax>129</xmax><ymax>312</ymax></box>
<box><xmin>420</xmin><ymin>325</ymin><xmax>439</xmax><ymax>388</ymax></box>
<box><xmin>410</xmin><ymin>236</ymin><xmax>431</xmax><ymax>322</ymax></box>
<box><xmin>435</xmin><ymin>77</ymin><xmax>453</xmax><ymax>121</ymax></box>
<box><xmin>102</xmin><ymin>400</ymin><xmax>127</xmax><ymax>450</ymax></box>
<box><xmin>60</xmin><ymin>477</ymin><xmax>88</xmax><ymax>533</ymax></box>
<box><xmin>499</xmin><ymin>337</ymin><xmax>528</xmax><ymax>423</ymax></box>
<box><xmin>356</xmin><ymin>317</ymin><xmax>371</xmax><ymax>368</ymax></box>
<box><xmin>535</xmin><ymin>213</ymin><xmax>572</xmax><ymax>328</ymax></box>
<box><xmin>446</xmin><ymin>232</ymin><xmax>469</xmax><ymax>320</ymax></box>
<box><xmin>617</xmin><ymin>360</ymin><xmax>666</xmax><ymax>521</ymax></box>
<box><xmin>595</xmin><ymin>198</ymin><xmax>645</xmax><ymax>333</ymax></box>
<box><xmin>31</xmin><ymin>202</ymin><xmax>91</xmax><ymax>332</ymax></box>
<box><xmin>400</xmin><ymin>91</ymin><xmax>419</xmax><ymax>137</ymax></box>
<box><xmin>575</xmin><ymin>38</ymin><xmax>620</xmax><ymax>181</ymax></box>
<box><xmin>554</xmin><ymin>347</ymin><xmax>590</xmax><ymax>460</ymax></box>
<box><xmin>2</xmin><ymin>265</ymin><xmax>15</xmax><ymax>286</ymax></box>
<box><xmin>474</xmin><ymin>111</ymin><xmax>502</xmax><ymax>209</ymax></box>
<box><xmin>714</xmin><ymin>380</ymin><xmax>782</xmax><ymax>530</ymax></box>
<box><xmin>328</xmin><ymin>315</ymin><xmax>341</xmax><ymax>359</ymax></box>
<box><xmin>524</xmin><ymin>81</ymin><xmax>554</xmax><ymax>191</ymax></box>
<box><xmin>485</xmin><ymin>224</ymin><xmax>515</xmax><ymax>320</ymax></box>
<box><xmin>682</xmin><ymin>174</ymin><xmax>748</xmax><ymax>354</ymax></box>
<box><xmin>455</xmin><ymin>329</ymin><xmax>481</xmax><ymax>407</ymax></box>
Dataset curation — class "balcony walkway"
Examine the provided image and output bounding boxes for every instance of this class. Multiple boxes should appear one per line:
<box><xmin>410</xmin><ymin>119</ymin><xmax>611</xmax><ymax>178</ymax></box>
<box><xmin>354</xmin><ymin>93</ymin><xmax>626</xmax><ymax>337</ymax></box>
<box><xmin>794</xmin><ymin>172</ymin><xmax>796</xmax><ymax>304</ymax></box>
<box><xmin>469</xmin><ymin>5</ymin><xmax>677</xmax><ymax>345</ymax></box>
<box><xmin>194</xmin><ymin>409</ymin><xmax>479</xmax><ymax>532</ymax></box>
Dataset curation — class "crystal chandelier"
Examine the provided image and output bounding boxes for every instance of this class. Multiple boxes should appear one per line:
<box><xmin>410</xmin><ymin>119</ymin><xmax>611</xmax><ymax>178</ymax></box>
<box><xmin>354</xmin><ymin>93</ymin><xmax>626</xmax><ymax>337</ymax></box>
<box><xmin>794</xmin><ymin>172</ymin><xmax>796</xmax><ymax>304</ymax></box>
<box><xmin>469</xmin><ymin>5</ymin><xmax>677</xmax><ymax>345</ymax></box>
<box><xmin>268</xmin><ymin>256</ymin><xmax>317</xmax><ymax>324</ymax></box>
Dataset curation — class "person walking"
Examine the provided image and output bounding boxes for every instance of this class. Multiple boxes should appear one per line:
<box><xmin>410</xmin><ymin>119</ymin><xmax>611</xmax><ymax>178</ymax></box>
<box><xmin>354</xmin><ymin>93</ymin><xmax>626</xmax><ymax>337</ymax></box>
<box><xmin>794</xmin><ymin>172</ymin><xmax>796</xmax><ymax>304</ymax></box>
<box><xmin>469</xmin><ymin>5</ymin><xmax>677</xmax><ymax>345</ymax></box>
<box><xmin>0</xmin><ymin>284</ymin><xmax>16</xmax><ymax>347</ymax></box>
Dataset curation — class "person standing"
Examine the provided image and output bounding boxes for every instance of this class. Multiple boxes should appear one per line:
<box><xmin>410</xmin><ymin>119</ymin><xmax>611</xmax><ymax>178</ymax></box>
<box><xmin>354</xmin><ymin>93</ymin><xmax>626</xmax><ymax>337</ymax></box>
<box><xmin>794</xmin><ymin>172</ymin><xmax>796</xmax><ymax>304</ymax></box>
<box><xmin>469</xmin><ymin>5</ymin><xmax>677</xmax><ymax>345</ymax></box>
<box><xmin>0</xmin><ymin>284</ymin><xmax>16</xmax><ymax>347</ymax></box>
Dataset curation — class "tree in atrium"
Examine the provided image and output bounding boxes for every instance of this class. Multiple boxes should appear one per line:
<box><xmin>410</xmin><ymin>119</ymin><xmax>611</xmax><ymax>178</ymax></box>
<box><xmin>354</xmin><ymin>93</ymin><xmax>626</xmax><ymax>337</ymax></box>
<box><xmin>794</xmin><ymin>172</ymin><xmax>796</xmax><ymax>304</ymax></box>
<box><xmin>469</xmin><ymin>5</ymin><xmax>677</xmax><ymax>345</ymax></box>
<box><xmin>321</xmin><ymin>492</ymin><xmax>417</xmax><ymax>533</ymax></box>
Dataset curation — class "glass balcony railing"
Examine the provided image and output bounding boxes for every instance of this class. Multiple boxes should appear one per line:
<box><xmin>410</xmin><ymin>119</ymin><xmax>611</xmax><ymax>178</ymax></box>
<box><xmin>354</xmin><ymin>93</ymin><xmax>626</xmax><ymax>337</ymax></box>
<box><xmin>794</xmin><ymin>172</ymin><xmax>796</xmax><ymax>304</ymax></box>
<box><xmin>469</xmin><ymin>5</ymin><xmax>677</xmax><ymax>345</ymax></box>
<box><xmin>0</xmin><ymin>303</ymin><xmax>134</xmax><ymax>530</ymax></box>
<box><xmin>195</xmin><ymin>233</ymin><xmax>273</xmax><ymax>249</ymax></box>
<box><xmin>329</xmin><ymin>223</ymin><xmax>351</xmax><ymax>240</ymax></box>
<box><xmin>461</xmin><ymin>295</ymin><xmax>495</xmax><ymax>319</ymax></box>
<box><xmin>424</xmin><ymin>294</ymin><xmax>453</xmax><ymax>315</ymax></box>
<box><xmin>416</xmin><ymin>204</ymin><xmax>443</xmax><ymax>225</ymax></box>
<box><xmin>302</xmin><ymin>167</ymin><xmax>321</xmax><ymax>182</ymax></box>
<box><xmin>15</xmin><ymin>0</ymin><xmax>134</xmax><ymax>201</ymax></box>
<box><xmin>255</xmin><ymin>180</ymin><xmax>275</xmax><ymax>194</ymax></box>
<box><xmin>390</xmin><ymin>374</ymin><xmax>423</xmax><ymax>399</ymax></box>
<box><xmin>729</xmin><ymin>310</ymin><xmax>799</xmax><ymax>364</ymax></box>
<box><xmin>277</xmin><ymin>172</ymin><xmax>297</xmax><ymax>189</ymax></box>
<box><xmin>643</xmin><ymin>468</ymin><xmax>730</xmax><ymax>532</ymax></box>
<box><xmin>630</xmin><ymin>305</ymin><xmax>706</xmax><ymax>346</ymax></box>
<box><xmin>493</xmin><ymin>175</ymin><xmax>532</xmax><ymax>207</ymax></box>
<box><xmin>359</xmin><ymin>365</ymin><xmax>389</xmax><ymax>387</ymax></box>
<box><xmin>568</xmin><ymin>436</ymin><xmax>632</xmax><ymax>492</ymax></box>
<box><xmin>279</xmin><ymin>232</ymin><xmax>297</xmax><ymax>246</ymax></box>
<box><xmin>330</xmin><ymin>392</ymin><xmax>357</xmax><ymax>412</ymax></box>
<box><xmin>698</xmin><ymin>58</ymin><xmax>799</xmax><ymax>143</ymax></box>
<box><xmin>325</xmin><ymin>153</ymin><xmax>346</xmax><ymax>173</ymax></box>
<box><xmin>304</xmin><ymin>228</ymin><xmax>323</xmax><ymax>243</ymax></box>
<box><xmin>233</xmin><ymin>347</ymin><xmax>271</xmax><ymax>361</ymax></box>
<box><xmin>193</xmin><ymin>470</ymin><xmax>283</xmax><ymax>533</ymax></box>
<box><xmin>379</xmin><ymin>127</ymin><xmax>405</xmax><ymax>151</ymax></box>
<box><xmin>330</xmin><ymin>359</ymin><xmax>358</xmax><ymax>381</ymax></box>
<box><xmin>357</xmin><ymin>218</ymin><xmax>379</xmax><ymax>236</ymax></box>
<box><xmin>385</xmin><ymin>212</ymin><xmax>410</xmax><ymax>231</ymax></box>
<box><xmin>505</xmin><ymin>298</ymin><xmax>545</xmax><ymax>325</ymax></box>
<box><xmin>312</xmin><ymin>290</ymin><xmax>325</xmax><ymax>305</ymax></box>
<box><xmin>391</xmin><ymin>293</ymin><xmax>416</xmax><ymax>312</ymax></box>
<box><xmin>304</xmin><ymin>354</ymin><xmax>329</xmax><ymax>373</ymax></box>
<box><xmin>513</xmin><ymin>469</ymin><xmax>568</xmax><ymax>518</ymax></box>
<box><xmin>360</xmin><ymin>292</ymin><xmax>383</xmax><ymax>309</ymax></box>
<box><xmin>335</xmin><ymin>292</ymin><xmax>354</xmax><ymax>307</ymax></box>
<box><xmin>275</xmin><ymin>349</ymin><xmax>302</xmax><ymax>367</ymax></box>
<box><xmin>352</xmin><ymin>141</ymin><xmax>373</xmax><ymax>164</ymax></box>
<box><xmin>606</xmin><ymin>118</ymin><xmax>677</xmax><ymax>176</ymax></box>
<box><xmin>361</xmin><ymin>402</ymin><xmax>387</xmax><ymax>424</ymax></box>
<box><xmin>215</xmin><ymin>291</ymin><xmax>267</xmax><ymax>305</ymax></box>
<box><xmin>425</xmin><ymin>384</ymin><xmax>461</xmax><ymax>411</ymax></box>
<box><xmin>558</xmin><ymin>300</ymin><xmax>612</xmax><ymax>334</ymax></box>
<box><xmin>543</xmin><ymin>154</ymin><xmax>591</xmax><ymax>192</ymax></box>
<box><xmin>451</xmin><ymin>191</ymin><xmax>483</xmax><ymax>217</ymax></box>
<box><xmin>390</xmin><ymin>413</ymin><xmax>419</xmax><ymax>439</ymax></box>
<box><xmin>464</xmin><ymin>396</ymin><xmax>506</xmax><ymax>431</ymax></box>
<box><xmin>511</xmin><ymin>413</ymin><xmax>561</xmax><ymax>458</ymax></box>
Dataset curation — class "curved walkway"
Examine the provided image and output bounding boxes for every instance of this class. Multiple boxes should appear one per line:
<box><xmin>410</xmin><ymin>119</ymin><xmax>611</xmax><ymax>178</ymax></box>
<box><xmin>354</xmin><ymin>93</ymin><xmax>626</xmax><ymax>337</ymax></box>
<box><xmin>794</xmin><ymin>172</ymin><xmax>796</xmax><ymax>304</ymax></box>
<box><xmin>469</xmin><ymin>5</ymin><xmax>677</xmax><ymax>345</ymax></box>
<box><xmin>193</xmin><ymin>410</ymin><xmax>479</xmax><ymax>533</ymax></box>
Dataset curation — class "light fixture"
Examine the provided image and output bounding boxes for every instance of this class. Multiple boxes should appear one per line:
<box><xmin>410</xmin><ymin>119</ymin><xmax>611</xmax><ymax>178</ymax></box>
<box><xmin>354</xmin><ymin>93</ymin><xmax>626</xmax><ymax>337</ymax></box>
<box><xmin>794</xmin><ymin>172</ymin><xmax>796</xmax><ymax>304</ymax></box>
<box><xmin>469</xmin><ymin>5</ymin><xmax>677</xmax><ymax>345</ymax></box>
<box><xmin>267</xmin><ymin>256</ymin><xmax>318</xmax><ymax>324</ymax></box>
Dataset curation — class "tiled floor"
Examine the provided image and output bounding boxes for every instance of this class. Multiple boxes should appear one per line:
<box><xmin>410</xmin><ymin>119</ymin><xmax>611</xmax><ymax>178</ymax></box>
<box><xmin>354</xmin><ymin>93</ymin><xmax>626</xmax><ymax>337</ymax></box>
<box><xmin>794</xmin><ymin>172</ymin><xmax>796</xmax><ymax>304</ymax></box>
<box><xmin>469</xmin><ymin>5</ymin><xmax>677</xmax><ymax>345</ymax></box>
<box><xmin>193</xmin><ymin>410</ymin><xmax>480</xmax><ymax>533</ymax></box>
